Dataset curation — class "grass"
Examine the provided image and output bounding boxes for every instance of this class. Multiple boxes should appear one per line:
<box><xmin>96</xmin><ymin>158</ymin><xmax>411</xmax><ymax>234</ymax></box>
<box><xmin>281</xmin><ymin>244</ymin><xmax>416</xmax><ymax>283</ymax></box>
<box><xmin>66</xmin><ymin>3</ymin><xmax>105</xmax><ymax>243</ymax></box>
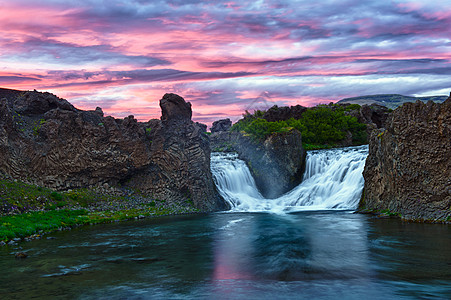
<box><xmin>0</xmin><ymin>179</ymin><xmax>199</xmax><ymax>242</ymax></box>
<box><xmin>0</xmin><ymin>205</ymin><xmax>191</xmax><ymax>242</ymax></box>
<box><xmin>0</xmin><ymin>179</ymin><xmax>139</xmax><ymax>214</ymax></box>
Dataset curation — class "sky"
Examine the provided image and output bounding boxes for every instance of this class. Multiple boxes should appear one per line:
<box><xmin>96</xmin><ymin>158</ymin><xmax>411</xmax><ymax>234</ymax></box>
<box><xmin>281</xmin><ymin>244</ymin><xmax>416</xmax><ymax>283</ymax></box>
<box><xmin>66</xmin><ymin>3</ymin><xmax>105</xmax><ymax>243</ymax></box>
<box><xmin>1</xmin><ymin>0</ymin><xmax>450</xmax><ymax>125</ymax></box>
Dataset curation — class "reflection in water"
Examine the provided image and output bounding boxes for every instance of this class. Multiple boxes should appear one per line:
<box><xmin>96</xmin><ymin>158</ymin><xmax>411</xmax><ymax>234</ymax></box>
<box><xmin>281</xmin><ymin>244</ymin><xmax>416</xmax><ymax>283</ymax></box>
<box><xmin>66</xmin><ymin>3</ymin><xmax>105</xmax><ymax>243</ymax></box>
<box><xmin>212</xmin><ymin>212</ymin><xmax>371</xmax><ymax>282</ymax></box>
<box><xmin>213</xmin><ymin>217</ymin><xmax>255</xmax><ymax>280</ymax></box>
<box><xmin>1</xmin><ymin>212</ymin><xmax>450</xmax><ymax>299</ymax></box>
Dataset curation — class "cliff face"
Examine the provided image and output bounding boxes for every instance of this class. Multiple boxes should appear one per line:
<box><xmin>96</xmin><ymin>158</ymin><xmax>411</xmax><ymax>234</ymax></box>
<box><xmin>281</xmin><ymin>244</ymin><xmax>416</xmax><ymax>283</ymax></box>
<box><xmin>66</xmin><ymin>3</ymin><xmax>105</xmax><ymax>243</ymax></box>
<box><xmin>0</xmin><ymin>89</ymin><xmax>228</xmax><ymax>211</ymax></box>
<box><xmin>361</xmin><ymin>97</ymin><xmax>451</xmax><ymax>222</ymax></box>
<box><xmin>211</xmin><ymin>127</ymin><xmax>306</xmax><ymax>199</ymax></box>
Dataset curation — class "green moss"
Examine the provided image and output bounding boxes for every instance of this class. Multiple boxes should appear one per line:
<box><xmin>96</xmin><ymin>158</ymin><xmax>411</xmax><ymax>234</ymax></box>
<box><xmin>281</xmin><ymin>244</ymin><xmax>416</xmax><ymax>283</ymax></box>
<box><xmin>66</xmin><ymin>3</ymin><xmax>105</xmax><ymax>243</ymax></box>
<box><xmin>32</xmin><ymin>119</ymin><xmax>46</xmax><ymax>136</ymax></box>
<box><xmin>0</xmin><ymin>210</ymin><xmax>89</xmax><ymax>241</ymax></box>
<box><xmin>0</xmin><ymin>178</ymin><xmax>203</xmax><ymax>242</ymax></box>
<box><xmin>0</xmin><ymin>204</ymin><xmax>195</xmax><ymax>242</ymax></box>
<box><xmin>377</xmin><ymin>130</ymin><xmax>386</xmax><ymax>140</ymax></box>
<box><xmin>380</xmin><ymin>209</ymin><xmax>401</xmax><ymax>217</ymax></box>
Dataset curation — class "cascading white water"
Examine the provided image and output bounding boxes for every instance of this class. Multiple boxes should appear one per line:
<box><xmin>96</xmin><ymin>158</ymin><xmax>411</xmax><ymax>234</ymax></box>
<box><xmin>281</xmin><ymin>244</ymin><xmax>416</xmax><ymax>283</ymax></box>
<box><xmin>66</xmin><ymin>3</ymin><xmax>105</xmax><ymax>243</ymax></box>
<box><xmin>211</xmin><ymin>145</ymin><xmax>368</xmax><ymax>213</ymax></box>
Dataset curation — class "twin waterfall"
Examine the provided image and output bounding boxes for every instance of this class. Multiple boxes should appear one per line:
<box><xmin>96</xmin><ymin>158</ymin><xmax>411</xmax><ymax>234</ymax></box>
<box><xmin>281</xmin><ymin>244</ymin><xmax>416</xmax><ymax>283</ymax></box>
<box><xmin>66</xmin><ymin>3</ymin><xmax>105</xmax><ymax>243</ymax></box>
<box><xmin>211</xmin><ymin>146</ymin><xmax>368</xmax><ymax>213</ymax></box>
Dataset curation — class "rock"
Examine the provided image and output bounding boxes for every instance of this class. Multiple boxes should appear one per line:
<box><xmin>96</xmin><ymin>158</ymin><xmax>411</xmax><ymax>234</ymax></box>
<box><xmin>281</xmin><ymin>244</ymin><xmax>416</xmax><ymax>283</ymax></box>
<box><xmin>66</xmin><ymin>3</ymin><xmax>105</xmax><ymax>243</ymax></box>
<box><xmin>263</xmin><ymin>105</ymin><xmax>307</xmax><ymax>122</ymax></box>
<box><xmin>233</xmin><ymin>130</ymin><xmax>306</xmax><ymax>198</ymax></box>
<box><xmin>210</xmin><ymin>131</ymin><xmax>236</xmax><ymax>152</ymax></box>
<box><xmin>14</xmin><ymin>90</ymin><xmax>75</xmax><ymax>115</ymax></box>
<box><xmin>8</xmin><ymin>240</ymin><xmax>17</xmax><ymax>246</ymax></box>
<box><xmin>211</xmin><ymin>118</ymin><xmax>232</xmax><ymax>133</ymax></box>
<box><xmin>360</xmin><ymin>97</ymin><xmax>451</xmax><ymax>222</ymax></box>
<box><xmin>211</xmin><ymin>129</ymin><xmax>306</xmax><ymax>198</ymax></box>
<box><xmin>195</xmin><ymin>122</ymin><xmax>207</xmax><ymax>132</ymax></box>
<box><xmin>0</xmin><ymin>241</ymin><xmax>5</xmax><ymax>246</ymax></box>
<box><xmin>94</xmin><ymin>107</ymin><xmax>104</xmax><ymax>117</ymax></box>
<box><xmin>15</xmin><ymin>252</ymin><xmax>28</xmax><ymax>259</ymax></box>
<box><xmin>357</xmin><ymin>104</ymin><xmax>390</xmax><ymax>128</ymax></box>
<box><xmin>0</xmin><ymin>89</ymin><xmax>228</xmax><ymax>212</ymax></box>
<box><xmin>160</xmin><ymin>93</ymin><xmax>192</xmax><ymax>121</ymax></box>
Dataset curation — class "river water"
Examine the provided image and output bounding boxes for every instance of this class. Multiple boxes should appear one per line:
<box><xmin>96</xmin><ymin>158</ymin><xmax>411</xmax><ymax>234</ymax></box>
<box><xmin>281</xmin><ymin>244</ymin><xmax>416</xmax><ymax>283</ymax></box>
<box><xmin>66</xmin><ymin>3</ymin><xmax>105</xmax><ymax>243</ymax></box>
<box><xmin>1</xmin><ymin>147</ymin><xmax>450</xmax><ymax>299</ymax></box>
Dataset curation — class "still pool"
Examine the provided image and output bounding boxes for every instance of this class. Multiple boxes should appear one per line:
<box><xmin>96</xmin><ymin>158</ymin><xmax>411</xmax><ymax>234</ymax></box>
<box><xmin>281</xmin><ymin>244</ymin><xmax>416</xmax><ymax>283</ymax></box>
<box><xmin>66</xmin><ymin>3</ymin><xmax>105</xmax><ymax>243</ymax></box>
<box><xmin>1</xmin><ymin>211</ymin><xmax>450</xmax><ymax>299</ymax></box>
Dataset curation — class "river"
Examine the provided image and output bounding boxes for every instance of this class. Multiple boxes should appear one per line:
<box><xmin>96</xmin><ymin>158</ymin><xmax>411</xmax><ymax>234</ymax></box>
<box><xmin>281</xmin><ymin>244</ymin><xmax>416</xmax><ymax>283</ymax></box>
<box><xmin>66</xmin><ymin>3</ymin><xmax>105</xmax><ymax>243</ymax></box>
<box><xmin>1</xmin><ymin>146</ymin><xmax>450</xmax><ymax>299</ymax></box>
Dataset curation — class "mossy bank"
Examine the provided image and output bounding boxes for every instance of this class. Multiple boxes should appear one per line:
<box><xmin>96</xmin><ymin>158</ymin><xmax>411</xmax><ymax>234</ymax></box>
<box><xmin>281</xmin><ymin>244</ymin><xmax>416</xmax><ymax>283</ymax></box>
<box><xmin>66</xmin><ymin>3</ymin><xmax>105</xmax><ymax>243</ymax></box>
<box><xmin>0</xmin><ymin>178</ymin><xmax>199</xmax><ymax>243</ymax></box>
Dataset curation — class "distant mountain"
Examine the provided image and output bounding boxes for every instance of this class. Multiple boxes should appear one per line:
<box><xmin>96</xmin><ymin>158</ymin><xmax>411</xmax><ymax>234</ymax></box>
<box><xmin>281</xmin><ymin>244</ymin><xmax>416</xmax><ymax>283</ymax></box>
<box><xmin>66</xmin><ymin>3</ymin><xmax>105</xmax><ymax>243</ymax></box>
<box><xmin>337</xmin><ymin>94</ymin><xmax>448</xmax><ymax>109</ymax></box>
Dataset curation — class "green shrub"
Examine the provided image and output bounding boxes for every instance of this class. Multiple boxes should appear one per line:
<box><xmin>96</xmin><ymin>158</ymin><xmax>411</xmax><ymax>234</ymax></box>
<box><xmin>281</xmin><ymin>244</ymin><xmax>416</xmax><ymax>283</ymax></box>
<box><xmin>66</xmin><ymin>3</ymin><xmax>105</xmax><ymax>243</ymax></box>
<box><xmin>231</xmin><ymin>105</ymin><xmax>367</xmax><ymax>147</ymax></box>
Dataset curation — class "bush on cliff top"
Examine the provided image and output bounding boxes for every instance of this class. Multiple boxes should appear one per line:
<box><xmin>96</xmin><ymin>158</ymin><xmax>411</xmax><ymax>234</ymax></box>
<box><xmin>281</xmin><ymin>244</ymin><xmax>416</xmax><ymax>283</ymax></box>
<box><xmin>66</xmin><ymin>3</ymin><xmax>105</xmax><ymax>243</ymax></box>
<box><xmin>231</xmin><ymin>105</ymin><xmax>367</xmax><ymax>148</ymax></box>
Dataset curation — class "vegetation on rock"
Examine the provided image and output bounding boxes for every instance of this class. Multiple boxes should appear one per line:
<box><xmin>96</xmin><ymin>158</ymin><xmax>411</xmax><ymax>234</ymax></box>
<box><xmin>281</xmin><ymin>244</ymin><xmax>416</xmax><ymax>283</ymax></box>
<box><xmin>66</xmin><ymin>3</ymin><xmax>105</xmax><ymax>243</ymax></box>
<box><xmin>0</xmin><ymin>178</ymin><xmax>199</xmax><ymax>242</ymax></box>
<box><xmin>231</xmin><ymin>104</ymin><xmax>367</xmax><ymax>149</ymax></box>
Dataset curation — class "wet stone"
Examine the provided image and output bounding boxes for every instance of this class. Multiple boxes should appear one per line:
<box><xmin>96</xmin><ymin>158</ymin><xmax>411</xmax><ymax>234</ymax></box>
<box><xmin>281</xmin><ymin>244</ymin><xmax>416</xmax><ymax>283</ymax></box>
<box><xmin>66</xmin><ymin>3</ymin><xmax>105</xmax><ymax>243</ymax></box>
<box><xmin>15</xmin><ymin>252</ymin><xmax>28</xmax><ymax>259</ymax></box>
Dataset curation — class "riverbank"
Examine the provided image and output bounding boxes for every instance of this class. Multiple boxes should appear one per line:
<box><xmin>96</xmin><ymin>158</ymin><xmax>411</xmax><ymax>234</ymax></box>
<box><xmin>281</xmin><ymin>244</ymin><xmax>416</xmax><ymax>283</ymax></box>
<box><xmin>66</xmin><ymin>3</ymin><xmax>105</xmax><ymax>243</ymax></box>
<box><xmin>0</xmin><ymin>179</ymin><xmax>199</xmax><ymax>243</ymax></box>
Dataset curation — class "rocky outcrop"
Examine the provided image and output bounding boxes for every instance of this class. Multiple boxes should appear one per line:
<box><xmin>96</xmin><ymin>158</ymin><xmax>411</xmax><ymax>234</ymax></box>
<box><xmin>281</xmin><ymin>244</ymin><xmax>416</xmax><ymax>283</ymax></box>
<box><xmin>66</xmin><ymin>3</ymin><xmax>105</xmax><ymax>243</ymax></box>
<box><xmin>210</xmin><ymin>129</ymin><xmax>306</xmax><ymax>198</ymax></box>
<box><xmin>211</xmin><ymin>118</ymin><xmax>232</xmax><ymax>133</ymax></box>
<box><xmin>0</xmin><ymin>89</ymin><xmax>228</xmax><ymax>212</ymax></box>
<box><xmin>262</xmin><ymin>105</ymin><xmax>307</xmax><ymax>122</ymax></box>
<box><xmin>360</xmin><ymin>97</ymin><xmax>451</xmax><ymax>222</ymax></box>
<box><xmin>345</xmin><ymin>103</ymin><xmax>391</xmax><ymax>130</ymax></box>
<box><xmin>235</xmin><ymin>130</ymin><xmax>306</xmax><ymax>198</ymax></box>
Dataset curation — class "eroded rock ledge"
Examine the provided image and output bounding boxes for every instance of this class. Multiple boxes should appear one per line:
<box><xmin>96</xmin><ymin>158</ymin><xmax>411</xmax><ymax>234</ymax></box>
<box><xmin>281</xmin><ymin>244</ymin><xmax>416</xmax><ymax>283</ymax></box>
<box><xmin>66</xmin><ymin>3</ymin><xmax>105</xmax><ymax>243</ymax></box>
<box><xmin>0</xmin><ymin>89</ymin><xmax>228</xmax><ymax>212</ymax></box>
<box><xmin>360</xmin><ymin>96</ymin><xmax>451</xmax><ymax>222</ymax></box>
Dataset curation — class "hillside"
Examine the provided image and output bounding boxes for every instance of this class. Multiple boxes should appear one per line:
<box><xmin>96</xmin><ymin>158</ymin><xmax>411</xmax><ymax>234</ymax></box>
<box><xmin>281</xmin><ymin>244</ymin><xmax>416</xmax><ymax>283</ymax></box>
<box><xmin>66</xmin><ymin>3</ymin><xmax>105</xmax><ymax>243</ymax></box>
<box><xmin>337</xmin><ymin>94</ymin><xmax>448</xmax><ymax>109</ymax></box>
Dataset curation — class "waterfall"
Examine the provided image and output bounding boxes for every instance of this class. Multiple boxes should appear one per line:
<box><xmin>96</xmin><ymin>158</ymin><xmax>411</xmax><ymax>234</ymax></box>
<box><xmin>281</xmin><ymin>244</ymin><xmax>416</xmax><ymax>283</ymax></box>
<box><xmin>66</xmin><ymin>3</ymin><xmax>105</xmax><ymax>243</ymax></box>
<box><xmin>211</xmin><ymin>145</ymin><xmax>368</xmax><ymax>213</ymax></box>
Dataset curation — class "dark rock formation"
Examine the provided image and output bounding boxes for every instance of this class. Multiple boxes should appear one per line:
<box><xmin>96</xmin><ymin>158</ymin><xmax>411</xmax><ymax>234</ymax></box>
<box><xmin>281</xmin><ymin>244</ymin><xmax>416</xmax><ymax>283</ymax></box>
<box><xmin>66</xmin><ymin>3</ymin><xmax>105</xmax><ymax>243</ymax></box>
<box><xmin>160</xmin><ymin>93</ymin><xmax>192</xmax><ymax>121</ymax></box>
<box><xmin>195</xmin><ymin>122</ymin><xmax>207</xmax><ymax>133</ymax></box>
<box><xmin>0</xmin><ymin>88</ymin><xmax>228</xmax><ymax>212</ymax></box>
<box><xmin>262</xmin><ymin>105</ymin><xmax>307</xmax><ymax>122</ymax></box>
<box><xmin>211</xmin><ymin>118</ymin><xmax>232</xmax><ymax>133</ymax></box>
<box><xmin>210</xmin><ymin>129</ymin><xmax>306</xmax><ymax>198</ymax></box>
<box><xmin>347</xmin><ymin>104</ymin><xmax>391</xmax><ymax>129</ymax></box>
<box><xmin>360</xmin><ymin>97</ymin><xmax>451</xmax><ymax>222</ymax></box>
<box><xmin>236</xmin><ymin>130</ymin><xmax>306</xmax><ymax>198</ymax></box>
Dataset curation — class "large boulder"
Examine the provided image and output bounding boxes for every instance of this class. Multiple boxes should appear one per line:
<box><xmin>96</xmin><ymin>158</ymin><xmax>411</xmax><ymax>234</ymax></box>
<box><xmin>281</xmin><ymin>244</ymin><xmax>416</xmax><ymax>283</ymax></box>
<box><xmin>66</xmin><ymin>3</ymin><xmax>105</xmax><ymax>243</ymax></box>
<box><xmin>360</xmin><ymin>96</ymin><xmax>451</xmax><ymax>222</ymax></box>
<box><xmin>0</xmin><ymin>89</ymin><xmax>228</xmax><ymax>212</ymax></box>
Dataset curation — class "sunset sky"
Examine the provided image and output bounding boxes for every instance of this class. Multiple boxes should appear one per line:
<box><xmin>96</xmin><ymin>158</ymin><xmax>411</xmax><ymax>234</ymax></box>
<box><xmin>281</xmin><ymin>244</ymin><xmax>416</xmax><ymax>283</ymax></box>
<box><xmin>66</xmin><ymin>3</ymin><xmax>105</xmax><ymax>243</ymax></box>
<box><xmin>1</xmin><ymin>0</ymin><xmax>450</xmax><ymax>125</ymax></box>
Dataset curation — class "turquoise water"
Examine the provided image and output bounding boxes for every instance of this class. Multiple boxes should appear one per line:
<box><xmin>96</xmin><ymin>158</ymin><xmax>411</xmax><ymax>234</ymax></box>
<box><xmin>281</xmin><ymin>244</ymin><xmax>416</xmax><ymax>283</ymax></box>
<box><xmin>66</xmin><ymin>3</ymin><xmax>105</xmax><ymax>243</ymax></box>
<box><xmin>1</xmin><ymin>211</ymin><xmax>450</xmax><ymax>299</ymax></box>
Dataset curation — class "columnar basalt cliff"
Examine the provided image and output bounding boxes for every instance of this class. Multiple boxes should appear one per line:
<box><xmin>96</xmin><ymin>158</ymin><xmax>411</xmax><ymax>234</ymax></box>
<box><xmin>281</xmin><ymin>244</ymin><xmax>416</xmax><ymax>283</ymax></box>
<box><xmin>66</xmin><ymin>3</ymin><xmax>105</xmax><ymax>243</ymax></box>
<box><xmin>0</xmin><ymin>89</ymin><xmax>228</xmax><ymax>211</ymax></box>
<box><xmin>361</xmin><ymin>96</ymin><xmax>451</xmax><ymax>222</ymax></box>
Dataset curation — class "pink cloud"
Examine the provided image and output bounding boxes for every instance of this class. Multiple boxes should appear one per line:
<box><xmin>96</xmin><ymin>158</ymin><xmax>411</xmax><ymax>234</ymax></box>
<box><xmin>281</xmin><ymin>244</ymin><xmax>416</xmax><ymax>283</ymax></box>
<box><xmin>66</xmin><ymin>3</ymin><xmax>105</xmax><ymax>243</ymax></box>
<box><xmin>0</xmin><ymin>0</ymin><xmax>450</xmax><ymax>127</ymax></box>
